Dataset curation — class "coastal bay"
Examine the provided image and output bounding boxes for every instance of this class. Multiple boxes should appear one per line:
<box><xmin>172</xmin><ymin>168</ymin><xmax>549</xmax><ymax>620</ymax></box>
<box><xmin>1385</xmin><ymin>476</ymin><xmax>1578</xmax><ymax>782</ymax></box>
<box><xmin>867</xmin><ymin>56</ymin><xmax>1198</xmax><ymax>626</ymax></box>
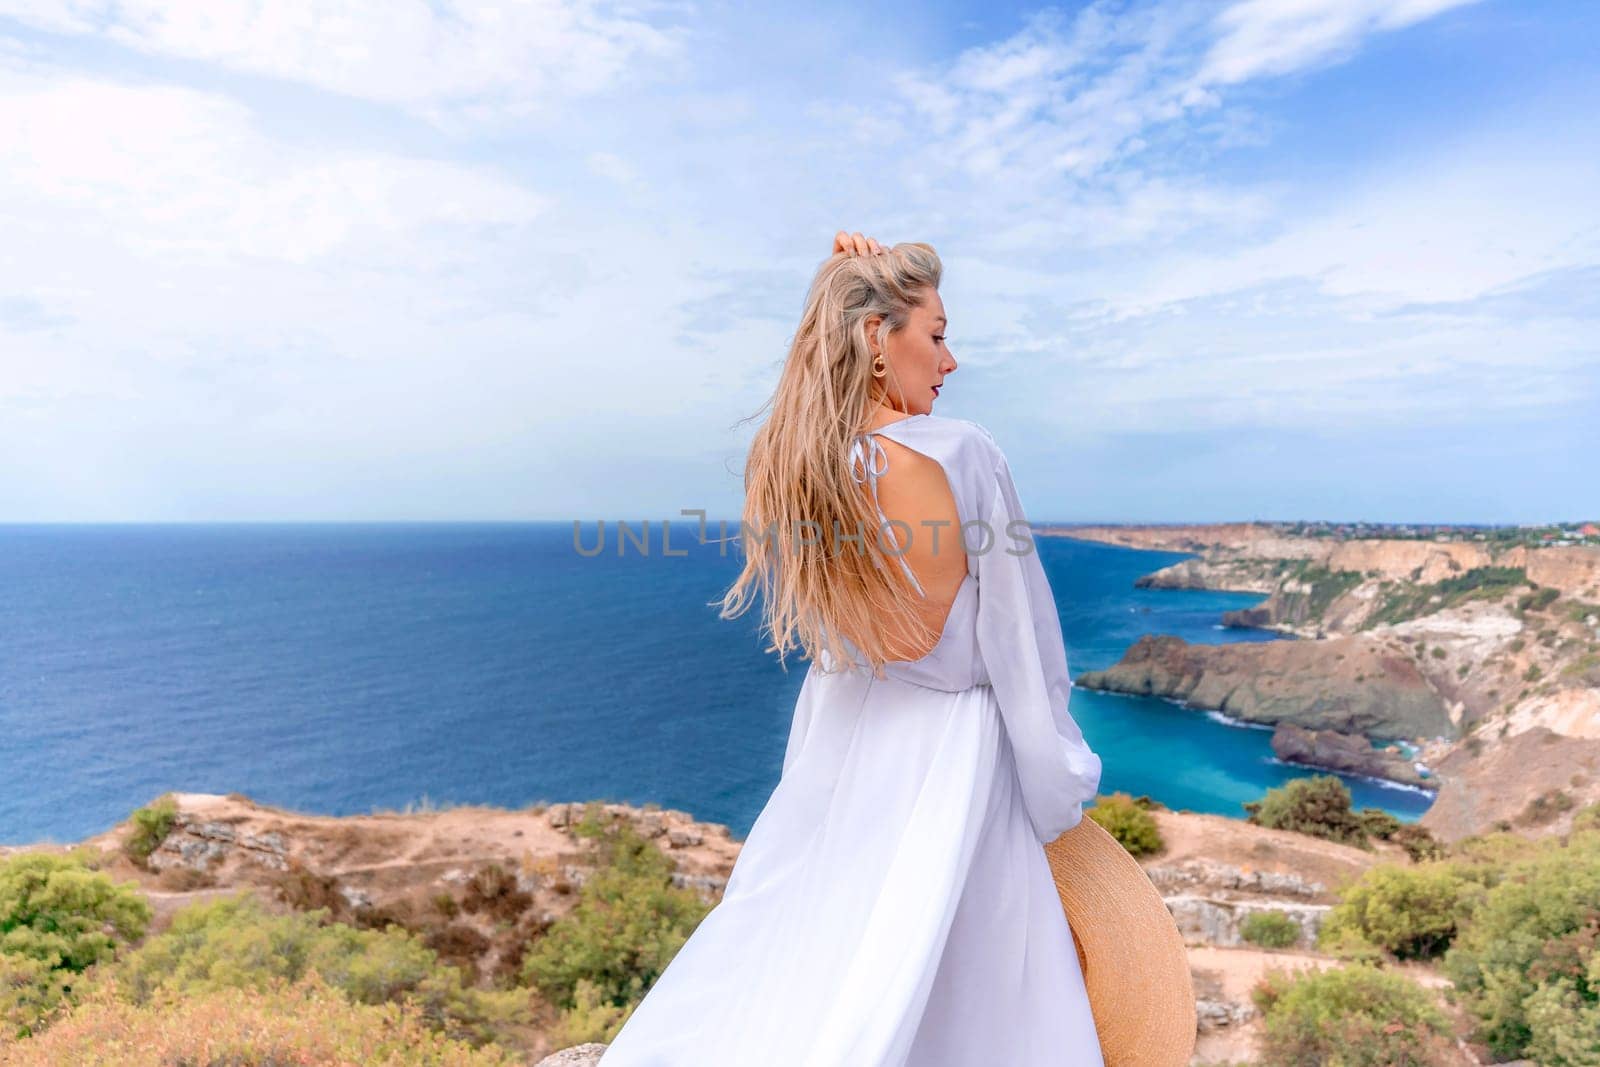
<box><xmin>1048</xmin><ymin>522</ymin><xmax>1600</xmax><ymax>842</ymax></box>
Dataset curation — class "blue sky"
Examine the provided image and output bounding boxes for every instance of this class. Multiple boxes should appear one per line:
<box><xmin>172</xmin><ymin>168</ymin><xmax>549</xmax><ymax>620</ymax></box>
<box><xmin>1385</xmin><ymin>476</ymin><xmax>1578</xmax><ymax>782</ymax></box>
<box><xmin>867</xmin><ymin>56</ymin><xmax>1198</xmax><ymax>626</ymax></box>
<box><xmin>0</xmin><ymin>0</ymin><xmax>1594</xmax><ymax>524</ymax></box>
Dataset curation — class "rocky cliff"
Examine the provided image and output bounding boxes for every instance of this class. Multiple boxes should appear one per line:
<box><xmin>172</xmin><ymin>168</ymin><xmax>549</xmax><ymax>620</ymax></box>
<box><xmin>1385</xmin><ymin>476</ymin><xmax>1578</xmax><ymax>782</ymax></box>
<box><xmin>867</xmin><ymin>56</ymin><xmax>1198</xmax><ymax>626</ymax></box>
<box><xmin>1056</xmin><ymin>525</ymin><xmax>1600</xmax><ymax>842</ymax></box>
<box><xmin>1270</xmin><ymin>723</ymin><xmax>1437</xmax><ymax>789</ymax></box>
<box><xmin>1075</xmin><ymin>632</ymin><xmax>1454</xmax><ymax>742</ymax></box>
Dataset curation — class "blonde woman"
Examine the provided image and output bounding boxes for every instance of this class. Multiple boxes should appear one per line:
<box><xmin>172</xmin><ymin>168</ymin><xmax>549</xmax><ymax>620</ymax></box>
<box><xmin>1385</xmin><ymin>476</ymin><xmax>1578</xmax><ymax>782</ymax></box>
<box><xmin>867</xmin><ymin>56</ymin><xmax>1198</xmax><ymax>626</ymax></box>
<box><xmin>598</xmin><ymin>232</ymin><xmax>1105</xmax><ymax>1066</ymax></box>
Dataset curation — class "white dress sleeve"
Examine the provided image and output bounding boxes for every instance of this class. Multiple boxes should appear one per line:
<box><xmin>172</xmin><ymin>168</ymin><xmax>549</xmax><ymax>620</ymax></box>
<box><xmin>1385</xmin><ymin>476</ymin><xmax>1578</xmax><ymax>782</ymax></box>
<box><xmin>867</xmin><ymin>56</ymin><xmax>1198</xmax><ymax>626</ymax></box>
<box><xmin>973</xmin><ymin>440</ymin><xmax>1103</xmax><ymax>844</ymax></box>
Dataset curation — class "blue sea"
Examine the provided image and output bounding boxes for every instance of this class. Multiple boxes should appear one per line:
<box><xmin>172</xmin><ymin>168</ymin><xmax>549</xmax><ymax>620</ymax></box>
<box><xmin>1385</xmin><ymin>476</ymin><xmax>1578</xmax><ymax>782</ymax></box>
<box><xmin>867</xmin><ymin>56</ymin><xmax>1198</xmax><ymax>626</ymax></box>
<box><xmin>0</xmin><ymin>522</ymin><xmax>1434</xmax><ymax>846</ymax></box>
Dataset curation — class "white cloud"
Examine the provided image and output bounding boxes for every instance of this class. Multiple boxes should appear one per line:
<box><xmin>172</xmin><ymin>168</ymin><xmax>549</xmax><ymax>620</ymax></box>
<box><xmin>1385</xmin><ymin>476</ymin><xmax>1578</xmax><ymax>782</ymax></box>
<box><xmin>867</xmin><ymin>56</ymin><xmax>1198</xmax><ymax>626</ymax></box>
<box><xmin>0</xmin><ymin>0</ymin><xmax>688</xmax><ymax>125</ymax></box>
<box><xmin>1201</xmin><ymin>0</ymin><xmax>1483</xmax><ymax>85</ymax></box>
<box><xmin>0</xmin><ymin>74</ymin><xmax>549</xmax><ymax>266</ymax></box>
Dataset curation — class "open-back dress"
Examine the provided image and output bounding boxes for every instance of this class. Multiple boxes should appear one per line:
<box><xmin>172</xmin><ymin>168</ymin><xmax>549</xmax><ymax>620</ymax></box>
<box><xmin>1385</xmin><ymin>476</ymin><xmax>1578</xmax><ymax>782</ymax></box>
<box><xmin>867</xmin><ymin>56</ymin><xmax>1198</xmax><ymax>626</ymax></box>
<box><xmin>598</xmin><ymin>412</ymin><xmax>1106</xmax><ymax>1066</ymax></box>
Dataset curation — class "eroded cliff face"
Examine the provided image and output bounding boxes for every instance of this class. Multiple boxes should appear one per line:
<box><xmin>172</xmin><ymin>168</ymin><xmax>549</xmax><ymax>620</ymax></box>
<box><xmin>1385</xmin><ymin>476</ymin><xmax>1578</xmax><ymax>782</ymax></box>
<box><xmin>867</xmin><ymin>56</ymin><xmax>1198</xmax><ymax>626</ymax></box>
<box><xmin>1056</xmin><ymin>526</ymin><xmax>1600</xmax><ymax>841</ymax></box>
<box><xmin>1422</xmin><ymin>726</ymin><xmax>1600</xmax><ymax>842</ymax></box>
<box><xmin>1516</xmin><ymin>544</ymin><xmax>1600</xmax><ymax>599</ymax></box>
<box><xmin>1074</xmin><ymin>632</ymin><xmax>1454</xmax><ymax>741</ymax></box>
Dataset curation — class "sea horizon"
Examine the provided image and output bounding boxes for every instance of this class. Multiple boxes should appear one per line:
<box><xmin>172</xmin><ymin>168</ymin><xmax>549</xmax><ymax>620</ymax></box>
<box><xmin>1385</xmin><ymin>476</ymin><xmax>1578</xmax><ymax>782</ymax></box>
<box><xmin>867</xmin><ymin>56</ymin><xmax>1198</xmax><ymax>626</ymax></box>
<box><xmin>0</xmin><ymin>521</ymin><xmax>1435</xmax><ymax>848</ymax></box>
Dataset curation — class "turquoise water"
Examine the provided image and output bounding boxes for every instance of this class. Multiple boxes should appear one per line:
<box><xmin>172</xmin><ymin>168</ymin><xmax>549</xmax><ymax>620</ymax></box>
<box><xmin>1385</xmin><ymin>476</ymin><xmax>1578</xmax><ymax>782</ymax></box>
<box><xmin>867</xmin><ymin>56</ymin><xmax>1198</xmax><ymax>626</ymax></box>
<box><xmin>0</xmin><ymin>523</ymin><xmax>1432</xmax><ymax>846</ymax></box>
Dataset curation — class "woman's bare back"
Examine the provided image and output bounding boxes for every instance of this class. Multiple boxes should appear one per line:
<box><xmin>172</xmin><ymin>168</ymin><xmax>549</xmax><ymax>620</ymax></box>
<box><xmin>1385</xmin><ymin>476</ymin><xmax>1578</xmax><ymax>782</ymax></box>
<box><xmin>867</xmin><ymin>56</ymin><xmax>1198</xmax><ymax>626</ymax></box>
<box><xmin>852</xmin><ymin>430</ymin><xmax>969</xmax><ymax>662</ymax></box>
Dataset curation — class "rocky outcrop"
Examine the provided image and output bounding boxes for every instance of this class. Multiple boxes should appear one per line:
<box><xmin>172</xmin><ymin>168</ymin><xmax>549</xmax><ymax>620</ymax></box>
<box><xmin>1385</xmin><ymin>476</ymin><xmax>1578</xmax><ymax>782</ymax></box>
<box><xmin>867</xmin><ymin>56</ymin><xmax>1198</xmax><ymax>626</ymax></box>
<box><xmin>1147</xmin><ymin>855</ymin><xmax>1333</xmax><ymax>950</ymax></box>
<box><xmin>1271</xmin><ymin>723</ymin><xmax>1436</xmax><ymax>789</ymax></box>
<box><xmin>534</xmin><ymin>1045</ymin><xmax>607</xmax><ymax>1067</ymax></box>
<box><xmin>1074</xmin><ymin>633</ymin><xmax>1456</xmax><ymax>742</ymax></box>
<box><xmin>1421</xmin><ymin>726</ymin><xmax>1600</xmax><ymax>843</ymax></box>
<box><xmin>1132</xmin><ymin>557</ymin><xmax>1279</xmax><ymax>594</ymax></box>
<box><xmin>1163</xmin><ymin>894</ymin><xmax>1330</xmax><ymax>950</ymax></box>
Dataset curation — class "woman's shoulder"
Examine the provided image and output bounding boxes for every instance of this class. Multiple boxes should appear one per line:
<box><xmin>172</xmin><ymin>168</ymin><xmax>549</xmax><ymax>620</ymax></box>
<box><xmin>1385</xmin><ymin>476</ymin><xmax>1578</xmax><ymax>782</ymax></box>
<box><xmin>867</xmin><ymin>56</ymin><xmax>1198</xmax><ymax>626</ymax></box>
<box><xmin>883</xmin><ymin>413</ymin><xmax>1004</xmax><ymax>469</ymax></box>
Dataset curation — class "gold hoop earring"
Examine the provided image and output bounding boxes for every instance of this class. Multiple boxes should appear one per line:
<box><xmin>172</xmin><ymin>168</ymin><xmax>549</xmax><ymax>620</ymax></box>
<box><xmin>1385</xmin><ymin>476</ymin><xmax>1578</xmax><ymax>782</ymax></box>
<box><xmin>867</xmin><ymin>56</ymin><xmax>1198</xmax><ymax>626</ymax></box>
<box><xmin>871</xmin><ymin>354</ymin><xmax>887</xmax><ymax>378</ymax></box>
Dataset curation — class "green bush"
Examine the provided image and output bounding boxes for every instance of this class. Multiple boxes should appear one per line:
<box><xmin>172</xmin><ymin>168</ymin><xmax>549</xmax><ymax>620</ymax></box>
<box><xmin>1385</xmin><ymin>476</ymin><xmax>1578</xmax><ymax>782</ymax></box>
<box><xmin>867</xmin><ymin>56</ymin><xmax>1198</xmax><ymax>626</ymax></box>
<box><xmin>519</xmin><ymin>804</ymin><xmax>712</xmax><ymax>1043</ymax></box>
<box><xmin>1441</xmin><ymin>831</ymin><xmax>1600</xmax><ymax>1062</ymax></box>
<box><xmin>1252</xmin><ymin>962</ymin><xmax>1457</xmax><ymax>1067</ymax></box>
<box><xmin>1519</xmin><ymin>788</ymin><xmax>1577</xmax><ymax>827</ymax></box>
<box><xmin>1319</xmin><ymin>863</ymin><xmax>1483</xmax><ymax>961</ymax></box>
<box><xmin>1367</xmin><ymin>566</ymin><xmax>1528</xmax><ymax>627</ymax></box>
<box><xmin>1356</xmin><ymin>807</ymin><xmax>1401</xmax><ymax>840</ymax></box>
<box><xmin>1517</xmin><ymin>586</ymin><xmax>1560</xmax><ymax>613</ymax></box>
<box><xmin>112</xmin><ymin>891</ymin><xmax>525</xmax><ymax>1048</ymax></box>
<box><xmin>1243</xmin><ymin>775</ymin><xmax>1366</xmax><ymax>847</ymax></box>
<box><xmin>123</xmin><ymin>794</ymin><xmax>179</xmax><ymax>866</ymax></box>
<box><xmin>1392</xmin><ymin>822</ymin><xmax>1446</xmax><ymax>862</ymax></box>
<box><xmin>1086</xmin><ymin>793</ymin><xmax>1164</xmax><ymax>856</ymax></box>
<box><xmin>0</xmin><ymin>851</ymin><xmax>152</xmax><ymax>1037</ymax></box>
<box><xmin>554</xmin><ymin>977</ymin><xmax>636</xmax><ymax>1046</ymax></box>
<box><xmin>1239</xmin><ymin>910</ymin><xmax>1301</xmax><ymax>949</ymax></box>
<box><xmin>1523</xmin><ymin>962</ymin><xmax>1600</xmax><ymax>1067</ymax></box>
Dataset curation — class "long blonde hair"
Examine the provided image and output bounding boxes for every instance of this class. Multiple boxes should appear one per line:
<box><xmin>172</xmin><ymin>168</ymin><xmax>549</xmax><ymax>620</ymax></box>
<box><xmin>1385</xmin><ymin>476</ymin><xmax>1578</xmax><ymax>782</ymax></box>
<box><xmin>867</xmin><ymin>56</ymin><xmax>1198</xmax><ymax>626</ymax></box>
<box><xmin>714</xmin><ymin>242</ymin><xmax>944</xmax><ymax>678</ymax></box>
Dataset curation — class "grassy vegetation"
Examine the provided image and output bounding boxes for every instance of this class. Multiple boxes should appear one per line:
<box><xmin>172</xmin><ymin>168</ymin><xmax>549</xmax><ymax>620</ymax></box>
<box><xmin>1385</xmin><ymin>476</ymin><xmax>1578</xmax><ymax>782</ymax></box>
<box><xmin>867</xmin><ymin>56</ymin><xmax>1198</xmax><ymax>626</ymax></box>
<box><xmin>1567</xmin><ymin>601</ymin><xmax>1600</xmax><ymax>624</ymax></box>
<box><xmin>3</xmin><ymin>798</ymin><xmax>715</xmax><ymax>1060</ymax></box>
<box><xmin>1287</xmin><ymin>804</ymin><xmax>1600</xmax><ymax>1064</ymax></box>
<box><xmin>1252</xmin><ymin>962</ymin><xmax>1458</xmax><ymax>1066</ymax></box>
<box><xmin>1085</xmin><ymin>792</ymin><xmax>1164</xmax><ymax>856</ymax></box>
<box><xmin>122</xmin><ymin>793</ymin><xmax>179</xmax><ymax>867</ymax></box>
<box><xmin>0</xmin><ymin>851</ymin><xmax>153</xmax><ymax>1038</ymax></box>
<box><xmin>1563</xmin><ymin>650</ymin><xmax>1600</xmax><ymax>684</ymax></box>
<box><xmin>12</xmin><ymin>790</ymin><xmax>1598</xmax><ymax>1064</ymax></box>
<box><xmin>1274</xmin><ymin>562</ymin><xmax>1366</xmax><ymax>623</ymax></box>
<box><xmin>1239</xmin><ymin>910</ymin><xmax>1302</xmax><ymax>950</ymax></box>
<box><xmin>109</xmin><ymin>891</ymin><xmax>527</xmax><ymax>1046</ymax></box>
<box><xmin>1319</xmin><ymin>863</ymin><xmax>1486</xmax><ymax>961</ymax></box>
<box><xmin>518</xmin><ymin>802</ymin><xmax>713</xmax><ymax>1045</ymax></box>
<box><xmin>1243</xmin><ymin>776</ymin><xmax>1443</xmax><ymax>860</ymax></box>
<box><xmin>11</xmin><ymin>969</ymin><xmax>522</xmax><ymax>1066</ymax></box>
<box><xmin>1362</xmin><ymin>566</ymin><xmax>1529</xmax><ymax>629</ymax></box>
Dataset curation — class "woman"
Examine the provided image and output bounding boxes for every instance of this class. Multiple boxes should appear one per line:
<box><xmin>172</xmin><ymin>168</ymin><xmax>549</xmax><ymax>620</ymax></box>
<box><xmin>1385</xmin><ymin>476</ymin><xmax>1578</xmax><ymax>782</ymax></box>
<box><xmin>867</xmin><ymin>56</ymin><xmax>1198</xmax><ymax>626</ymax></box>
<box><xmin>598</xmin><ymin>232</ymin><xmax>1106</xmax><ymax>1066</ymax></box>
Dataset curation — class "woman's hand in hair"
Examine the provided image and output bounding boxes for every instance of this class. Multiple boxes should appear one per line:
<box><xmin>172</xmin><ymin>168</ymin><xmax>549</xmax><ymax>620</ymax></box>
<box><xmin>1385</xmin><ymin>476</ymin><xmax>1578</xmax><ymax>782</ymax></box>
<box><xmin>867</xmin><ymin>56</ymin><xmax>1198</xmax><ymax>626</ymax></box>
<box><xmin>832</xmin><ymin>230</ymin><xmax>886</xmax><ymax>257</ymax></box>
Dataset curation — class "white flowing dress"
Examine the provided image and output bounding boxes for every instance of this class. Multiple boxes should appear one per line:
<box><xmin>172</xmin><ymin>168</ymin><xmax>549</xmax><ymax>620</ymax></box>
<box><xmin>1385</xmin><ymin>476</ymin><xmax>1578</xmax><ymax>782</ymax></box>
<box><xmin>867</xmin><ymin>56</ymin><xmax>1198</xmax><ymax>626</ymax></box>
<box><xmin>598</xmin><ymin>413</ymin><xmax>1106</xmax><ymax>1067</ymax></box>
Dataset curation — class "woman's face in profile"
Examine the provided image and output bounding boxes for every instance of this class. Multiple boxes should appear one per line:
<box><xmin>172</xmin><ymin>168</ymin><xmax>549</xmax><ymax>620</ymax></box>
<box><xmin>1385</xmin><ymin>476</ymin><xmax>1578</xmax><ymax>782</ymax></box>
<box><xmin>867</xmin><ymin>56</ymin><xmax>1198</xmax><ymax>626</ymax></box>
<box><xmin>882</xmin><ymin>289</ymin><xmax>957</xmax><ymax>416</ymax></box>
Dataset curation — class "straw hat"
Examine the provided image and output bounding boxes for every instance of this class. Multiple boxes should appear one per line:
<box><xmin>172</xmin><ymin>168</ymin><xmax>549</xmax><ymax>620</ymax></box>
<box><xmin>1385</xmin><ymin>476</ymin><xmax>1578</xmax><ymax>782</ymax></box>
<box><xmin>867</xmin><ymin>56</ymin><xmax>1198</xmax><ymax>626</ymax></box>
<box><xmin>1044</xmin><ymin>813</ymin><xmax>1196</xmax><ymax>1067</ymax></box>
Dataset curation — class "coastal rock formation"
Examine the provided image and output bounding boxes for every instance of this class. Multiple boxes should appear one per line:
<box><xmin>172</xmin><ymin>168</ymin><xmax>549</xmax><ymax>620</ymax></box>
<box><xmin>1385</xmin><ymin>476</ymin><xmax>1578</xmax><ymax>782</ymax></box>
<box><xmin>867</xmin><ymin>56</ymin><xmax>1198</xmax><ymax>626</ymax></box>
<box><xmin>1041</xmin><ymin>522</ymin><xmax>1274</xmax><ymax>554</ymax></box>
<box><xmin>1053</xmin><ymin>522</ymin><xmax>1600</xmax><ymax>839</ymax></box>
<box><xmin>1270</xmin><ymin>723</ymin><xmax>1434</xmax><ymax>789</ymax></box>
<box><xmin>1074</xmin><ymin>633</ymin><xmax>1455</xmax><ymax>742</ymax></box>
<box><xmin>1132</xmin><ymin>557</ymin><xmax>1279</xmax><ymax>594</ymax></box>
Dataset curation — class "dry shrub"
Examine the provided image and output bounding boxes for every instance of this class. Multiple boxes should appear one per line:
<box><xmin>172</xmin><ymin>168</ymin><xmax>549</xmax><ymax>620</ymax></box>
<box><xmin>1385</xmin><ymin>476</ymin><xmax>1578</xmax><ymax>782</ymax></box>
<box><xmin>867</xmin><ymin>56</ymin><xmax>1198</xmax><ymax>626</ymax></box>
<box><xmin>462</xmin><ymin>863</ymin><xmax>532</xmax><ymax>923</ymax></box>
<box><xmin>5</xmin><ymin>968</ymin><xmax>521</xmax><ymax>1066</ymax></box>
